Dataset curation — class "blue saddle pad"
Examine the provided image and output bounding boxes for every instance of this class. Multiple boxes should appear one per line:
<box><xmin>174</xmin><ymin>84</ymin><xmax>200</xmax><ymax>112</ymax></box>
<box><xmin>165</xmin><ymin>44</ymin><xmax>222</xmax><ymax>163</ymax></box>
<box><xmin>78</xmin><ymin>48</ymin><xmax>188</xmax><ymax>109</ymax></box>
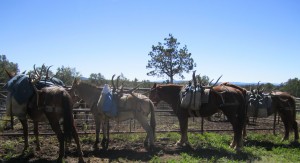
<box><xmin>102</xmin><ymin>93</ymin><xmax>118</xmax><ymax>117</ymax></box>
<box><xmin>4</xmin><ymin>74</ymin><xmax>34</xmax><ymax>104</ymax></box>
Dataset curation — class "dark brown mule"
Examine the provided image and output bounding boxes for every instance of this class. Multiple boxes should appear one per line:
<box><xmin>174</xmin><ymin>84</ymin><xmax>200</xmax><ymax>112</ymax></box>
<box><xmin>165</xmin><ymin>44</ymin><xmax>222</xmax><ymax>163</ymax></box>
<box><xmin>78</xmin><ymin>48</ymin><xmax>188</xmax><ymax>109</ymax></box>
<box><xmin>149</xmin><ymin>82</ymin><xmax>247</xmax><ymax>150</ymax></box>
<box><xmin>271</xmin><ymin>91</ymin><xmax>299</xmax><ymax>142</ymax></box>
<box><xmin>245</xmin><ymin>90</ymin><xmax>299</xmax><ymax>142</ymax></box>
<box><xmin>4</xmin><ymin>72</ymin><xmax>84</xmax><ymax>162</ymax></box>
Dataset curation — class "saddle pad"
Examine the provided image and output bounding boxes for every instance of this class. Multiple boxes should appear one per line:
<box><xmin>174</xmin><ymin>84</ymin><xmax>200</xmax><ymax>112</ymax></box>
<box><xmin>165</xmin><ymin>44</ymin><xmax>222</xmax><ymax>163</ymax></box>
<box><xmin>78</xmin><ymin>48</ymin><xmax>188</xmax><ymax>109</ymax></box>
<box><xmin>4</xmin><ymin>74</ymin><xmax>34</xmax><ymax>104</ymax></box>
<box><xmin>102</xmin><ymin>93</ymin><xmax>118</xmax><ymax>117</ymax></box>
<box><xmin>180</xmin><ymin>90</ymin><xmax>201</xmax><ymax>110</ymax></box>
<box><xmin>201</xmin><ymin>89</ymin><xmax>210</xmax><ymax>103</ymax></box>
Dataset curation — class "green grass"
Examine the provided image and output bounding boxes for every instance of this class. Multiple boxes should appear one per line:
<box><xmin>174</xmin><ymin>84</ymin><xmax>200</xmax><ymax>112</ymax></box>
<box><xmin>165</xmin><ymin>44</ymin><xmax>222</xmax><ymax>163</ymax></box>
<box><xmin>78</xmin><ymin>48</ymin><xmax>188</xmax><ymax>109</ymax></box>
<box><xmin>149</xmin><ymin>132</ymin><xmax>300</xmax><ymax>163</ymax></box>
<box><xmin>0</xmin><ymin>115</ymin><xmax>10</xmax><ymax>132</ymax></box>
<box><xmin>1</xmin><ymin>131</ymin><xmax>300</xmax><ymax>162</ymax></box>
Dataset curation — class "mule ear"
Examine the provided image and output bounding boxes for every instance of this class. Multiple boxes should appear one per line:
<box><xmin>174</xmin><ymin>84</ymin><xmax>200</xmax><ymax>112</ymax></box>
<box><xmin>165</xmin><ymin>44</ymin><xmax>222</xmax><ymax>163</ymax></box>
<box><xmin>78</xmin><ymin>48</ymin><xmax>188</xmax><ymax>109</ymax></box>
<box><xmin>4</xmin><ymin>68</ymin><xmax>14</xmax><ymax>79</ymax></box>
<box><xmin>152</xmin><ymin>83</ymin><xmax>157</xmax><ymax>88</ymax></box>
<box><xmin>73</xmin><ymin>78</ymin><xmax>77</xmax><ymax>84</ymax></box>
<box><xmin>72</xmin><ymin>78</ymin><xmax>80</xmax><ymax>85</ymax></box>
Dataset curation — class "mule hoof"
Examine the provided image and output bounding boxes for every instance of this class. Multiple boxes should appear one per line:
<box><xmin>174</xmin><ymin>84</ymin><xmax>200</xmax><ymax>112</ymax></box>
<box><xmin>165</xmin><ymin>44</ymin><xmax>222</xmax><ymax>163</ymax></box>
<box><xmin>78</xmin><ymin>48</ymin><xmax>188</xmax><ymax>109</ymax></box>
<box><xmin>57</xmin><ymin>156</ymin><xmax>63</xmax><ymax>163</ymax></box>
<box><xmin>148</xmin><ymin>144</ymin><xmax>154</xmax><ymax>152</ymax></box>
<box><xmin>144</xmin><ymin>141</ymin><xmax>149</xmax><ymax>148</ymax></box>
<box><xmin>175</xmin><ymin>140</ymin><xmax>191</xmax><ymax>148</ymax></box>
<box><xmin>234</xmin><ymin>146</ymin><xmax>242</xmax><ymax>152</ymax></box>
<box><xmin>78</xmin><ymin>157</ymin><xmax>85</xmax><ymax>163</ymax></box>
<box><xmin>175</xmin><ymin>141</ymin><xmax>182</xmax><ymax>147</ymax></box>
<box><xmin>101</xmin><ymin>139</ymin><xmax>109</xmax><ymax>150</ymax></box>
<box><xmin>36</xmin><ymin>146</ymin><xmax>41</xmax><ymax>151</ymax></box>
<box><xmin>93</xmin><ymin>143</ymin><xmax>99</xmax><ymax>150</ymax></box>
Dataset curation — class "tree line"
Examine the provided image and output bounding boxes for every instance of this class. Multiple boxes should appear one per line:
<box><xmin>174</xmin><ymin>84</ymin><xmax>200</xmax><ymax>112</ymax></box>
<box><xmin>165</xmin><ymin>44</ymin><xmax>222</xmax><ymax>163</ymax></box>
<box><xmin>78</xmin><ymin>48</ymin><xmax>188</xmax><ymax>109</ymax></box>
<box><xmin>1</xmin><ymin>34</ymin><xmax>300</xmax><ymax>97</ymax></box>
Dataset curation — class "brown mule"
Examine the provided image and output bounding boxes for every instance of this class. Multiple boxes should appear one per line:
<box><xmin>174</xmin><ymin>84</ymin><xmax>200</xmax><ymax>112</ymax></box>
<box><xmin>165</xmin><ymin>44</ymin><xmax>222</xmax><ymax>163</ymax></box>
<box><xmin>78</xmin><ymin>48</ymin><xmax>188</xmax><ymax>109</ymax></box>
<box><xmin>149</xmin><ymin>82</ymin><xmax>247</xmax><ymax>150</ymax></box>
<box><xmin>5</xmin><ymin>71</ymin><xmax>84</xmax><ymax>162</ymax></box>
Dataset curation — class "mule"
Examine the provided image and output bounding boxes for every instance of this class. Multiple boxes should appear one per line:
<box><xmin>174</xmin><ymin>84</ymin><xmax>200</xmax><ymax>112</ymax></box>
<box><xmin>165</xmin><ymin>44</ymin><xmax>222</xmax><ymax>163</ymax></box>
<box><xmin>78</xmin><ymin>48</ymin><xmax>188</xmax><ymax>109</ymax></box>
<box><xmin>4</xmin><ymin>73</ymin><xmax>84</xmax><ymax>162</ymax></box>
<box><xmin>70</xmin><ymin>77</ymin><xmax>156</xmax><ymax>150</ymax></box>
<box><xmin>245</xmin><ymin>89</ymin><xmax>299</xmax><ymax>142</ymax></box>
<box><xmin>149</xmin><ymin>81</ymin><xmax>247</xmax><ymax>150</ymax></box>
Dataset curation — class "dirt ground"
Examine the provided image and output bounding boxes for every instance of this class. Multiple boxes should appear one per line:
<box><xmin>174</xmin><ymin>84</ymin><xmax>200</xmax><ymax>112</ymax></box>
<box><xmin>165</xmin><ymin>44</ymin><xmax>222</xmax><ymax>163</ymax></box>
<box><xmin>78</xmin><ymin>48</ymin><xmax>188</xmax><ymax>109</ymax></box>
<box><xmin>1</xmin><ymin>114</ymin><xmax>291</xmax><ymax>163</ymax></box>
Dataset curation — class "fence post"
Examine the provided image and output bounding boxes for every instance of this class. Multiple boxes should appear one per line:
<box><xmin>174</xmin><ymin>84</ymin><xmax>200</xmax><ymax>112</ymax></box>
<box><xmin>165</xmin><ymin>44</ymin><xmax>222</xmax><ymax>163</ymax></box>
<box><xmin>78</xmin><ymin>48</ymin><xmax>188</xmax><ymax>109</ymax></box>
<box><xmin>201</xmin><ymin>117</ymin><xmax>204</xmax><ymax>134</ymax></box>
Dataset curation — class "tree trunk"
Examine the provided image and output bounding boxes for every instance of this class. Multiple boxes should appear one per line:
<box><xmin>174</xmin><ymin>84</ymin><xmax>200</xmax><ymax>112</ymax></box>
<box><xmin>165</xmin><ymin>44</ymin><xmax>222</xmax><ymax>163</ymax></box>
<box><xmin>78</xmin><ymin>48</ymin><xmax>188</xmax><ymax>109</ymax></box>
<box><xmin>170</xmin><ymin>76</ymin><xmax>174</xmax><ymax>84</ymax></box>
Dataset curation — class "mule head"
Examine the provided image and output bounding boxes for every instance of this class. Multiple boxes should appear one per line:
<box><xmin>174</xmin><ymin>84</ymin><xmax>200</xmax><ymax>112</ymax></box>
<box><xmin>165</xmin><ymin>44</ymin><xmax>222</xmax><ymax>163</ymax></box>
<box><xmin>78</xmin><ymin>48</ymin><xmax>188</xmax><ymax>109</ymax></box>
<box><xmin>69</xmin><ymin>78</ymin><xmax>81</xmax><ymax>97</ymax></box>
<box><xmin>149</xmin><ymin>83</ymin><xmax>160</xmax><ymax>106</ymax></box>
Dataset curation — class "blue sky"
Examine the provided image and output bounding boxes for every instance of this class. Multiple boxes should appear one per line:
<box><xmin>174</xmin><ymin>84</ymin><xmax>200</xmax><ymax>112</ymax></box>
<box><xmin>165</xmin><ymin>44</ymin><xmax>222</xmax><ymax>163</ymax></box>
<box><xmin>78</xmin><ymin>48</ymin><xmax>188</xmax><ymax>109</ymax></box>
<box><xmin>1</xmin><ymin>0</ymin><xmax>299</xmax><ymax>84</ymax></box>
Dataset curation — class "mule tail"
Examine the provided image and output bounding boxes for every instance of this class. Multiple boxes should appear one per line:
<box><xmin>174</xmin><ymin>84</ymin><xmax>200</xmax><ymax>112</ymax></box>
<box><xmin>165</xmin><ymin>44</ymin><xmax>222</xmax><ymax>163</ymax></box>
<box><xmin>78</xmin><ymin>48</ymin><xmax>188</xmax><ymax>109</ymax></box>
<box><xmin>62</xmin><ymin>92</ymin><xmax>75</xmax><ymax>142</ymax></box>
<box><xmin>149</xmin><ymin>101</ymin><xmax>156</xmax><ymax>139</ymax></box>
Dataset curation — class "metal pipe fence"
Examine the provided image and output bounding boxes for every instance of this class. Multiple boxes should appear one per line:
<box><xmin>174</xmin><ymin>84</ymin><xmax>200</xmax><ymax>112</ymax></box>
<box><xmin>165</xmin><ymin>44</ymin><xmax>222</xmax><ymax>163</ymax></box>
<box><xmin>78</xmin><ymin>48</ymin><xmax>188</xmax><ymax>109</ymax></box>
<box><xmin>0</xmin><ymin>88</ymin><xmax>299</xmax><ymax>136</ymax></box>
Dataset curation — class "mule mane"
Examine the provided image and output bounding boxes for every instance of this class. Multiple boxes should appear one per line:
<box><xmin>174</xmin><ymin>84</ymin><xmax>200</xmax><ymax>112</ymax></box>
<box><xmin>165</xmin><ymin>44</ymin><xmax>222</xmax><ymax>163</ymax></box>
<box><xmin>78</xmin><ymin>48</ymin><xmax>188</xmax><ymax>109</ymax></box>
<box><xmin>220</xmin><ymin>82</ymin><xmax>247</xmax><ymax>96</ymax></box>
<box><xmin>157</xmin><ymin>84</ymin><xmax>183</xmax><ymax>94</ymax></box>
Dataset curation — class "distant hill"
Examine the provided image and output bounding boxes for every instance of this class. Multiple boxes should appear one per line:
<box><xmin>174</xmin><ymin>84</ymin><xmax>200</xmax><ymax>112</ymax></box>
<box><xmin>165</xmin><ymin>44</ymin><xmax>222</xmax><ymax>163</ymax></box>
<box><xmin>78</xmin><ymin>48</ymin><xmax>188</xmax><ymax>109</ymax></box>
<box><xmin>230</xmin><ymin>82</ymin><xmax>280</xmax><ymax>86</ymax></box>
<box><xmin>80</xmin><ymin>76</ymin><xmax>89</xmax><ymax>81</ymax></box>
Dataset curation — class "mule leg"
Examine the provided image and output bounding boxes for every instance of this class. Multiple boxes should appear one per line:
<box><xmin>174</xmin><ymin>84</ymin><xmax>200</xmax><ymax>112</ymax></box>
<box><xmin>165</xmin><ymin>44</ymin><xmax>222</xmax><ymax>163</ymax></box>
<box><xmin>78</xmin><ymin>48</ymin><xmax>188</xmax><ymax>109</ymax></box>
<box><xmin>134</xmin><ymin>113</ymin><xmax>154</xmax><ymax>150</ymax></box>
<box><xmin>45</xmin><ymin>113</ymin><xmax>65</xmax><ymax>162</ymax></box>
<box><xmin>93</xmin><ymin>114</ymin><xmax>101</xmax><ymax>149</ymax></box>
<box><xmin>293</xmin><ymin>120</ymin><xmax>299</xmax><ymax>142</ymax></box>
<box><xmin>19</xmin><ymin>119</ymin><xmax>29</xmax><ymax>154</ymax></box>
<box><xmin>229</xmin><ymin>119</ymin><xmax>238</xmax><ymax>149</ymax></box>
<box><xmin>33</xmin><ymin>121</ymin><xmax>41</xmax><ymax>151</ymax></box>
<box><xmin>101</xmin><ymin>118</ymin><xmax>109</xmax><ymax>150</ymax></box>
<box><xmin>243</xmin><ymin>117</ymin><xmax>249</xmax><ymax>139</ymax></box>
<box><xmin>176</xmin><ymin>111</ymin><xmax>189</xmax><ymax>147</ymax></box>
<box><xmin>279</xmin><ymin>113</ymin><xmax>290</xmax><ymax>141</ymax></box>
<box><xmin>223</xmin><ymin>112</ymin><xmax>241</xmax><ymax>150</ymax></box>
<box><xmin>71</xmin><ymin>123</ymin><xmax>84</xmax><ymax>163</ymax></box>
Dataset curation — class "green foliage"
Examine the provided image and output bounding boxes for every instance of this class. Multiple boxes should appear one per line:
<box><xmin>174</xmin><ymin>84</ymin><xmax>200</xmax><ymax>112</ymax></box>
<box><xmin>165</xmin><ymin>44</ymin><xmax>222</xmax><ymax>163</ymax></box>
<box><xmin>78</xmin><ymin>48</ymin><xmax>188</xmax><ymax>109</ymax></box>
<box><xmin>0</xmin><ymin>139</ymin><xmax>20</xmax><ymax>160</ymax></box>
<box><xmin>146</xmin><ymin>34</ymin><xmax>196</xmax><ymax>83</ymax></box>
<box><xmin>280</xmin><ymin>78</ymin><xmax>300</xmax><ymax>97</ymax></box>
<box><xmin>55</xmin><ymin>65</ymin><xmax>81</xmax><ymax>85</ymax></box>
<box><xmin>89</xmin><ymin>72</ymin><xmax>106</xmax><ymax>86</ymax></box>
<box><xmin>0</xmin><ymin>55</ymin><xmax>19</xmax><ymax>83</ymax></box>
<box><xmin>0</xmin><ymin>116</ymin><xmax>10</xmax><ymax>132</ymax></box>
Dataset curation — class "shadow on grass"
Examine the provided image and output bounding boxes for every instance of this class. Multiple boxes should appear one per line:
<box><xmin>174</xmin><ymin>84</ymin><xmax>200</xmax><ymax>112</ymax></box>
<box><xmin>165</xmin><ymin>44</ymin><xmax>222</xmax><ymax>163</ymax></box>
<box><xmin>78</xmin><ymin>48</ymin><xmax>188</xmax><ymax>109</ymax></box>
<box><xmin>245</xmin><ymin>139</ymin><xmax>300</xmax><ymax>150</ymax></box>
<box><xmin>79</xmin><ymin>142</ymin><xmax>258</xmax><ymax>162</ymax></box>
<box><xmin>3</xmin><ymin>139</ymin><xmax>299</xmax><ymax>162</ymax></box>
<box><xmin>0</xmin><ymin>153</ymin><xmax>56</xmax><ymax>163</ymax></box>
<box><xmin>162</xmin><ymin>145</ymin><xmax>258</xmax><ymax>162</ymax></box>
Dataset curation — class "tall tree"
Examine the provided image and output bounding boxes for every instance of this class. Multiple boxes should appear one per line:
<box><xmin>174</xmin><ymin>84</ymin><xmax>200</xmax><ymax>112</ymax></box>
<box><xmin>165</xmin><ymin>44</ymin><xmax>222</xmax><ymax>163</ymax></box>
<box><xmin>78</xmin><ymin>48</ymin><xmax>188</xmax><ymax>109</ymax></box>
<box><xmin>146</xmin><ymin>34</ymin><xmax>196</xmax><ymax>83</ymax></box>
<box><xmin>55</xmin><ymin>66</ymin><xmax>81</xmax><ymax>86</ymax></box>
<box><xmin>196</xmin><ymin>74</ymin><xmax>210</xmax><ymax>86</ymax></box>
<box><xmin>0</xmin><ymin>55</ymin><xmax>19</xmax><ymax>83</ymax></box>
